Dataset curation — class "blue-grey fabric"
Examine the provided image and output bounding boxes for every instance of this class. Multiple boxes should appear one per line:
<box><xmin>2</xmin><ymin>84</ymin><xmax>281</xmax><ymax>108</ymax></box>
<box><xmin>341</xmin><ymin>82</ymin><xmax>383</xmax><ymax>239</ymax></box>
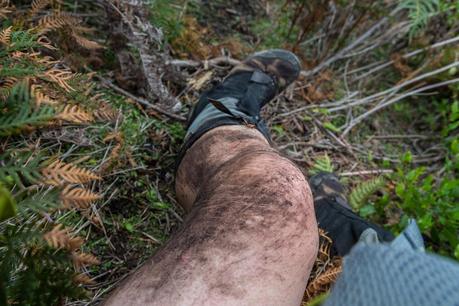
<box><xmin>324</xmin><ymin>220</ymin><xmax>459</xmax><ymax>306</ymax></box>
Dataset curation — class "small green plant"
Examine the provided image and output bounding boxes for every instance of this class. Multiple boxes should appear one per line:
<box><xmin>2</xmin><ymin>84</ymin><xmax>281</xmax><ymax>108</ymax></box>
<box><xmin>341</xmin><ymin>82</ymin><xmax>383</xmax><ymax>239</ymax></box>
<box><xmin>397</xmin><ymin>0</ymin><xmax>440</xmax><ymax>37</ymax></box>
<box><xmin>310</xmin><ymin>154</ymin><xmax>334</xmax><ymax>175</ymax></box>
<box><xmin>149</xmin><ymin>0</ymin><xmax>185</xmax><ymax>43</ymax></box>
<box><xmin>349</xmin><ymin>177</ymin><xmax>386</xmax><ymax>210</ymax></box>
<box><xmin>371</xmin><ymin>95</ymin><xmax>459</xmax><ymax>259</ymax></box>
<box><xmin>250</xmin><ymin>3</ymin><xmax>300</xmax><ymax>49</ymax></box>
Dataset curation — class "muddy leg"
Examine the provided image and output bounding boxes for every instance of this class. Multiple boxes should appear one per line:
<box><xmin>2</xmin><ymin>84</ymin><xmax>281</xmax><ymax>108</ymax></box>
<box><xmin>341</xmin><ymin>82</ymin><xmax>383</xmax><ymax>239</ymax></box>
<box><xmin>104</xmin><ymin>126</ymin><xmax>318</xmax><ymax>306</ymax></box>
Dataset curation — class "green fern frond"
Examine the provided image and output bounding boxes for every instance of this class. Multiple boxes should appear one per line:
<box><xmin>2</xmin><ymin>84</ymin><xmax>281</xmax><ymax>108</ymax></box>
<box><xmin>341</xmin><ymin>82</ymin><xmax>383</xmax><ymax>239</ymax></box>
<box><xmin>0</xmin><ymin>155</ymin><xmax>43</xmax><ymax>188</ymax></box>
<box><xmin>0</xmin><ymin>82</ymin><xmax>55</xmax><ymax>136</ymax></box>
<box><xmin>0</xmin><ymin>105</ymin><xmax>55</xmax><ymax>135</ymax></box>
<box><xmin>349</xmin><ymin>176</ymin><xmax>386</xmax><ymax>210</ymax></box>
<box><xmin>0</xmin><ymin>66</ymin><xmax>40</xmax><ymax>78</ymax></box>
<box><xmin>16</xmin><ymin>189</ymin><xmax>61</xmax><ymax>214</ymax></box>
<box><xmin>398</xmin><ymin>0</ymin><xmax>440</xmax><ymax>37</ymax></box>
<box><xmin>4</xmin><ymin>30</ymin><xmax>39</xmax><ymax>53</ymax></box>
<box><xmin>310</xmin><ymin>154</ymin><xmax>334</xmax><ymax>175</ymax></box>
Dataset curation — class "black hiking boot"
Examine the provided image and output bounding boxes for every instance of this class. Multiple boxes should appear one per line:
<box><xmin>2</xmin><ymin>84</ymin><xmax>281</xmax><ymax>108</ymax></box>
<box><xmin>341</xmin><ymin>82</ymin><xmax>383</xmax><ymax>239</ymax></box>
<box><xmin>310</xmin><ymin>172</ymin><xmax>394</xmax><ymax>256</ymax></box>
<box><xmin>177</xmin><ymin>49</ymin><xmax>301</xmax><ymax>167</ymax></box>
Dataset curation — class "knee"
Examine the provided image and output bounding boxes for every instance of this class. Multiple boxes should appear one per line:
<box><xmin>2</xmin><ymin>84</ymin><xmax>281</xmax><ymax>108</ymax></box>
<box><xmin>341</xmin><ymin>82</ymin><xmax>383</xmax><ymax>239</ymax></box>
<box><xmin>220</xmin><ymin>152</ymin><xmax>314</xmax><ymax>211</ymax></box>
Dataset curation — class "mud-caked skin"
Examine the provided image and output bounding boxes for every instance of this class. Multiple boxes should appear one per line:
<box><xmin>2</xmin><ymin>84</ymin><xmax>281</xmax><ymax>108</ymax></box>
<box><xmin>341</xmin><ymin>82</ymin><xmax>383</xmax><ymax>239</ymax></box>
<box><xmin>105</xmin><ymin>126</ymin><xmax>319</xmax><ymax>306</ymax></box>
<box><xmin>309</xmin><ymin>172</ymin><xmax>394</xmax><ymax>256</ymax></box>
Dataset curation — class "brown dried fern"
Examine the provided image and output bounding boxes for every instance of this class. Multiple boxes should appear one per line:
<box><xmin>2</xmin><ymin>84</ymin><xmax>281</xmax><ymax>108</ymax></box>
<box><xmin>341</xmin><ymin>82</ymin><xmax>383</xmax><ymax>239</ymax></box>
<box><xmin>42</xmin><ymin>160</ymin><xmax>101</xmax><ymax>185</ymax></box>
<box><xmin>29</xmin><ymin>0</ymin><xmax>51</xmax><ymax>17</ymax></box>
<box><xmin>61</xmin><ymin>186</ymin><xmax>102</xmax><ymax>209</ymax></box>
<box><xmin>42</xmin><ymin>68</ymin><xmax>74</xmax><ymax>92</ymax></box>
<box><xmin>93</xmin><ymin>94</ymin><xmax>119</xmax><ymax>122</ymax></box>
<box><xmin>31</xmin><ymin>85</ymin><xmax>58</xmax><ymax>106</ymax></box>
<box><xmin>74</xmin><ymin>273</ymin><xmax>95</xmax><ymax>285</ymax></box>
<box><xmin>72</xmin><ymin>32</ymin><xmax>102</xmax><ymax>50</ymax></box>
<box><xmin>0</xmin><ymin>77</ymin><xmax>17</xmax><ymax>99</ymax></box>
<box><xmin>0</xmin><ymin>0</ymin><xmax>12</xmax><ymax>19</ymax></box>
<box><xmin>43</xmin><ymin>224</ymin><xmax>84</xmax><ymax>251</ymax></box>
<box><xmin>303</xmin><ymin>229</ymin><xmax>343</xmax><ymax>303</ymax></box>
<box><xmin>94</xmin><ymin>104</ymin><xmax>119</xmax><ymax>122</ymax></box>
<box><xmin>305</xmin><ymin>263</ymin><xmax>342</xmax><ymax>300</ymax></box>
<box><xmin>99</xmin><ymin>132</ymin><xmax>124</xmax><ymax>173</ymax></box>
<box><xmin>56</xmin><ymin>105</ymin><xmax>93</xmax><ymax>123</ymax></box>
<box><xmin>37</xmin><ymin>13</ymin><xmax>80</xmax><ymax>34</ymax></box>
<box><xmin>0</xmin><ymin>25</ymin><xmax>12</xmax><ymax>45</ymax></box>
<box><xmin>56</xmin><ymin>104</ymin><xmax>91</xmax><ymax>122</ymax></box>
<box><xmin>71</xmin><ymin>252</ymin><xmax>100</xmax><ymax>268</ymax></box>
<box><xmin>37</xmin><ymin>35</ymin><xmax>57</xmax><ymax>50</ymax></box>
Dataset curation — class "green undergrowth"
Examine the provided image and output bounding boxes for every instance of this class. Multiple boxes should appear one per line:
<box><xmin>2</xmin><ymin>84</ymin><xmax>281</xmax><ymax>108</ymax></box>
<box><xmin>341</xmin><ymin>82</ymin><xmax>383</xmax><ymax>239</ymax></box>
<box><xmin>0</xmin><ymin>2</ymin><xmax>185</xmax><ymax>304</ymax></box>
<box><xmin>352</xmin><ymin>87</ymin><xmax>459</xmax><ymax>259</ymax></box>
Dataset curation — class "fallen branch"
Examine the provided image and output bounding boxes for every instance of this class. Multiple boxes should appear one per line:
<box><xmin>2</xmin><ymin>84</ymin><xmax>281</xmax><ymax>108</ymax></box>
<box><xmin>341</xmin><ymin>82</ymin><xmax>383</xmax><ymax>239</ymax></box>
<box><xmin>105</xmin><ymin>0</ymin><xmax>181</xmax><ymax>111</ymax></box>
<box><xmin>166</xmin><ymin>56</ymin><xmax>241</xmax><ymax>68</ymax></box>
<box><xmin>99</xmin><ymin>77</ymin><xmax>186</xmax><ymax>122</ymax></box>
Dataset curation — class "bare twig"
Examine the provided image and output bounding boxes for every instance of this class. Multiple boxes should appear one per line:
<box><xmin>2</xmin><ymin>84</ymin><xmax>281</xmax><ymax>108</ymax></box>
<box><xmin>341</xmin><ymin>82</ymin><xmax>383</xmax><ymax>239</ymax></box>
<box><xmin>330</xmin><ymin>61</ymin><xmax>459</xmax><ymax>113</ymax></box>
<box><xmin>350</xmin><ymin>35</ymin><xmax>459</xmax><ymax>80</ymax></box>
<box><xmin>167</xmin><ymin>56</ymin><xmax>241</xmax><ymax>68</ymax></box>
<box><xmin>341</xmin><ymin>77</ymin><xmax>459</xmax><ymax>136</ymax></box>
<box><xmin>369</xmin><ymin>134</ymin><xmax>439</xmax><ymax>140</ymax></box>
<box><xmin>300</xmin><ymin>13</ymin><xmax>393</xmax><ymax>77</ymax></box>
<box><xmin>99</xmin><ymin>77</ymin><xmax>186</xmax><ymax>122</ymax></box>
<box><xmin>339</xmin><ymin>169</ymin><xmax>393</xmax><ymax>177</ymax></box>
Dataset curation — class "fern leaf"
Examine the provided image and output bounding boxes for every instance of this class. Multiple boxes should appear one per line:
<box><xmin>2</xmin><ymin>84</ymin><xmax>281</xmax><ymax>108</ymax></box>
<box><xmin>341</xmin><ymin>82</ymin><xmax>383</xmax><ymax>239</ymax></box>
<box><xmin>0</xmin><ymin>105</ymin><xmax>55</xmax><ymax>135</ymax></box>
<box><xmin>306</xmin><ymin>265</ymin><xmax>342</xmax><ymax>297</ymax></box>
<box><xmin>349</xmin><ymin>176</ymin><xmax>386</xmax><ymax>210</ymax></box>
<box><xmin>41</xmin><ymin>68</ymin><xmax>75</xmax><ymax>92</ymax></box>
<box><xmin>0</xmin><ymin>0</ymin><xmax>12</xmax><ymax>19</ymax></box>
<box><xmin>31</xmin><ymin>85</ymin><xmax>57</xmax><ymax>106</ymax></box>
<box><xmin>42</xmin><ymin>68</ymin><xmax>75</xmax><ymax>92</ymax></box>
<box><xmin>17</xmin><ymin>189</ymin><xmax>61</xmax><ymax>213</ymax></box>
<box><xmin>0</xmin><ymin>159</ymin><xmax>43</xmax><ymax>188</ymax></box>
<box><xmin>43</xmin><ymin>224</ymin><xmax>69</xmax><ymax>249</ymax></box>
<box><xmin>0</xmin><ymin>82</ymin><xmax>55</xmax><ymax>136</ymax></box>
<box><xmin>6</xmin><ymin>30</ymin><xmax>40</xmax><ymax>52</ymax></box>
<box><xmin>92</xmin><ymin>94</ymin><xmax>118</xmax><ymax>122</ymax></box>
<box><xmin>0</xmin><ymin>151</ymin><xmax>46</xmax><ymax>189</ymax></box>
<box><xmin>0</xmin><ymin>77</ymin><xmax>17</xmax><ymax>100</ymax></box>
<box><xmin>44</xmin><ymin>224</ymin><xmax>84</xmax><ymax>251</ymax></box>
<box><xmin>37</xmin><ymin>13</ymin><xmax>80</xmax><ymax>34</ymax></box>
<box><xmin>0</xmin><ymin>26</ymin><xmax>12</xmax><ymax>45</ymax></box>
<box><xmin>74</xmin><ymin>273</ymin><xmax>95</xmax><ymax>285</ymax></box>
<box><xmin>41</xmin><ymin>160</ymin><xmax>101</xmax><ymax>185</ymax></box>
<box><xmin>310</xmin><ymin>154</ymin><xmax>334</xmax><ymax>175</ymax></box>
<box><xmin>56</xmin><ymin>105</ymin><xmax>93</xmax><ymax>123</ymax></box>
<box><xmin>72</xmin><ymin>32</ymin><xmax>102</xmax><ymax>50</ymax></box>
<box><xmin>36</xmin><ymin>35</ymin><xmax>57</xmax><ymax>50</ymax></box>
<box><xmin>29</xmin><ymin>0</ymin><xmax>51</xmax><ymax>17</ymax></box>
<box><xmin>398</xmin><ymin>0</ymin><xmax>440</xmax><ymax>37</ymax></box>
<box><xmin>61</xmin><ymin>186</ymin><xmax>102</xmax><ymax>209</ymax></box>
<box><xmin>71</xmin><ymin>252</ymin><xmax>100</xmax><ymax>268</ymax></box>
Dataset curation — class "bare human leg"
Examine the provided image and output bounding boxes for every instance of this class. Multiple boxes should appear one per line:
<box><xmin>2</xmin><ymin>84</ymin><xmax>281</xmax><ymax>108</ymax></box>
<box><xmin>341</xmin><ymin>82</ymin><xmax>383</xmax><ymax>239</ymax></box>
<box><xmin>103</xmin><ymin>125</ymin><xmax>318</xmax><ymax>306</ymax></box>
